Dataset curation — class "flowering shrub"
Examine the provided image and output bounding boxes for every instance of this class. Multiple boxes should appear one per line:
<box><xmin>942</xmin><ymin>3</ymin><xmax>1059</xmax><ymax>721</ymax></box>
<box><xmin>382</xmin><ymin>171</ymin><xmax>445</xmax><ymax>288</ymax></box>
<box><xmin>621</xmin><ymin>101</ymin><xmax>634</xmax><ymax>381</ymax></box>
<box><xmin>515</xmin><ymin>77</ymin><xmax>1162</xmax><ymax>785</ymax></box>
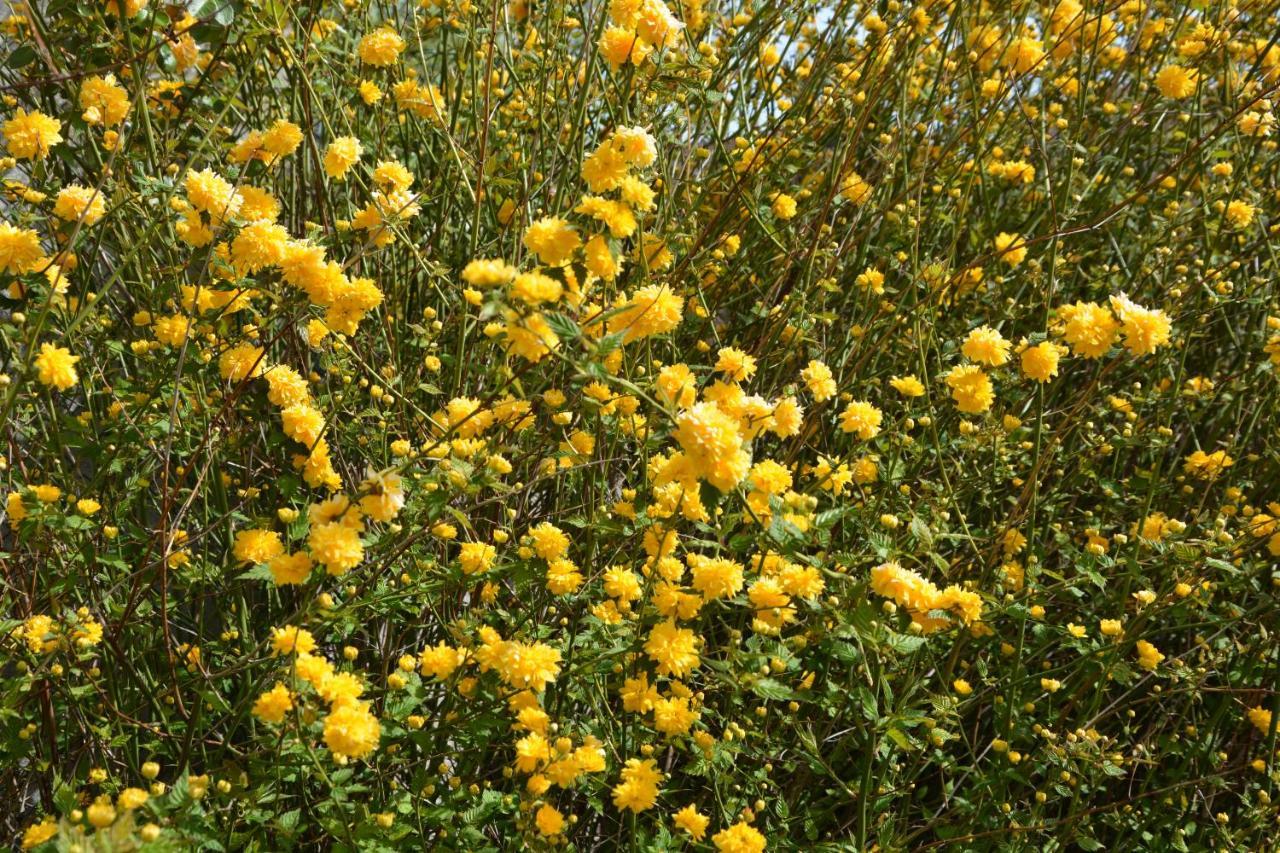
<box><xmin>2</xmin><ymin>0</ymin><xmax>1280</xmax><ymax>849</ymax></box>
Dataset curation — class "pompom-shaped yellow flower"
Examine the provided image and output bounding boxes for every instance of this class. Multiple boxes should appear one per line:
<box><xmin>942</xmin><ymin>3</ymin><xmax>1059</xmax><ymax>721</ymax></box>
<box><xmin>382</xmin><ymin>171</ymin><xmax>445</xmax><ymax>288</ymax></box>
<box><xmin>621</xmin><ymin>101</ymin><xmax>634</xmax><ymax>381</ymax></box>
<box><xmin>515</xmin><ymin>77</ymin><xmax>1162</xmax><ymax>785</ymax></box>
<box><xmin>1020</xmin><ymin>341</ymin><xmax>1063</xmax><ymax>382</ymax></box>
<box><xmin>4</xmin><ymin>108</ymin><xmax>62</xmax><ymax>160</ymax></box>
<box><xmin>0</xmin><ymin>222</ymin><xmax>45</xmax><ymax>274</ymax></box>
<box><xmin>323</xmin><ymin>700</ymin><xmax>381</xmax><ymax>760</ymax></box>
<box><xmin>358</xmin><ymin>27</ymin><xmax>404</xmax><ymax>66</ymax></box>
<box><xmin>461</xmin><ymin>258</ymin><xmax>517</xmax><ymax>288</ymax></box>
<box><xmin>610</xmin><ymin>284</ymin><xmax>685</xmax><ymax>342</ymax></box>
<box><xmin>644</xmin><ymin>620</ymin><xmax>699</xmax><ymax>677</ymax></box>
<box><xmin>1247</xmin><ymin>705</ymin><xmax>1274</xmax><ymax>735</ymax></box>
<box><xmin>252</xmin><ymin>682</ymin><xmax>293</xmax><ymax>723</ymax></box>
<box><xmin>944</xmin><ymin>364</ymin><xmax>994</xmax><ymax>413</ymax></box>
<box><xmin>674</xmin><ymin>401</ymin><xmax>749</xmax><ymax>490</ymax></box>
<box><xmin>1225</xmin><ymin>199</ymin><xmax>1255</xmax><ymax>229</ymax></box>
<box><xmin>715</xmin><ymin>346</ymin><xmax>757</xmax><ymax>382</ymax></box>
<box><xmin>34</xmin><ymin>343</ymin><xmax>79</xmax><ymax>391</ymax></box>
<box><xmin>801</xmin><ymin>359</ymin><xmax>837</xmax><ymax>401</ymax></box>
<box><xmin>961</xmin><ymin>326</ymin><xmax>1011</xmax><ymax>366</ymax></box>
<box><xmin>535</xmin><ymin>804</ymin><xmax>565</xmax><ymax>836</ymax></box>
<box><xmin>612</xmin><ymin>757</ymin><xmax>663</xmax><ymax>813</ymax></box>
<box><xmin>529</xmin><ymin>522</ymin><xmax>570</xmax><ymax>560</ymax></box>
<box><xmin>262</xmin><ymin>119</ymin><xmax>303</xmax><ymax>157</ymax></box>
<box><xmin>889</xmin><ymin>375</ymin><xmax>925</xmax><ymax>397</ymax></box>
<box><xmin>269</xmin><ymin>552</ymin><xmax>313</xmax><ymax>586</ymax></box>
<box><xmin>1135</xmin><ymin>639</ymin><xmax>1164</xmax><ymax>671</ymax></box>
<box><xmin>993</xmin><ymin>232</ymin><xmax>1027</xmax><ymax>266</ymax></box>
<box><xmin>309</xmin><ymin>522</ymin><xmax>364</xmax><ymax>575</ymax></box>
<box><xmin>495</xmin><ymin>640</ymin><xmax>562</xmax><ymax>692</ymax></box>
<box><xmin>80</xmin><ymin>74</ymin><xmax>130</xmax><ymax>126</ymax></box>
<box><xmin>233</xmin><ymin>528</ymin><xmax>284</xmax><ymax>564</ymax></box>
<box><xmin>839</xmin><ymin>400</ymin><xmax>882</xmax><ymax>440</ymax></box>
<box><xmin>231</xmin><ymin>220</ymin><xmax>289</xmax><ymax>275</ymax></box>
<box><xmin>53</xmin><ymin>185</ymin><xmax>107</xmax><ymax>225</ymax></box>
<box><xmin>21</xmin><ymin>817</ymin><xmax>58</xmax><ymax>850</ymax></box>
<box><xmin>458</xmin><ymin>541</ymin><xmax>497</xmax><ymax>575</ymax></box>
<box><xmin>1155</xmin><ymin>65</ymin><xmax>1197</xmax><ymax>99</ymax></box>
<box><xmin>599</xmin><ymin>27</ymin><xmax>652</xmax><ymax>70</ymax></box>
<box><xmin>689</xmin><ymin>555</ymin><xmax>745</xmax><ymax>600</ymax></box>
<box><xmin>673</xmin><ymin>805</ymin><xmax>710</xmax><ymax>841</ymax></box>
<box><xmin>523</xmin><ymin>216</ymin><xmax>581</xmax><ymax>266</ymax></box>
<box><xmin>323</xmin><ymin>136</ymin><xmax>363</xmax><ymax>179</ymax></box>
<box><xmin>185</xmin><ymin>168</ymin><xmax>242</xmax><ymax>223</ymax></box>
<box><xmin>1058</xmin><ymin>301</ymin><xmax>1118</xmax><ymax>358</ymax></box>
<box><xmin>840</xmin><ymin>171</ymin><xmax>872</xmax><ymax>205</ymax></box>
<box><xmin>713</xmin><ymin>821</ymin><xmax>767</xmax><ymax>853</ymax></box>
<box><xmin>1110</xmin><ymin>294</ymin><xmax>1172</xmax><ymax>355</ymax></box>
<box><xmin>1183</xmin><ymin>449</ymin><xmax>1233</xmax><ymax>480</ymax></box>
<box><xmin>218</xmin><ymin>343</ymin><xmax>266</xmax><ymax>383</ymax></box>
<box><xmin>270</xmin><ymin>625</ymin><xmax>316</xmax><ymax>656</ymax></box>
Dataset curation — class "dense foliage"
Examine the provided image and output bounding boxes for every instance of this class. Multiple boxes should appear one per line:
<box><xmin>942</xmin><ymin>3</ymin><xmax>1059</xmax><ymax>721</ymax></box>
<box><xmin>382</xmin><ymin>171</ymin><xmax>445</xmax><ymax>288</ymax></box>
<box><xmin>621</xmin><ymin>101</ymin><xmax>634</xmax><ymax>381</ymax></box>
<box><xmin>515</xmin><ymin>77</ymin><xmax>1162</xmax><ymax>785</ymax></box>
<box><xmin>2</xmin><ymin>0</ymin><xmax>1279</xmax><ymax>849</ymax></box>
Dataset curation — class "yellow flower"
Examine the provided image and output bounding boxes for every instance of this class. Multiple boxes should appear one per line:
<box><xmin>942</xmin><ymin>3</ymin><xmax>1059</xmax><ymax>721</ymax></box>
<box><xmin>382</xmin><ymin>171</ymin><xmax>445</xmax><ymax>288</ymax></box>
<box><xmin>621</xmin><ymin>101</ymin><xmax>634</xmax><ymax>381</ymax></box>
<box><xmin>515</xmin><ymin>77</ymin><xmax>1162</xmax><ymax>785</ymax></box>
<box><xmin>87</xmin><ymin>795</ymin><xmax>117</xmax><ymax>828</ymax></box>
<box><xmin>609</xmin><ymin>285</ymin><xmax>685</xmax><ymax>342</ymax></box>
<box><xmin>945</xmin><ymin>364</ymin><xmax>994</xmax><ymax>413</ymax></box>
<box><xmin>270</xmin><ymin>625</ymin><xmax>316</xmax><ymax>656</ymax></box>
<box><xmin>218</xmin><ymin>343</ymin><xmax>267</xmax><ymax>383</ymax></box>
<box><xmin>31</xmin><ymin>484</ymin><xmax>62</xmax><ymax>503</ymax></box>
<box><xmin>323</xmin><ymin>136</ymin><xmax>363</xmax><ymax>179</ymax></box>
<box><xmin>268</xmin><ymin>552</ymin><xmax>313</xmax><ymax>586</ymax></box>
<box><xmin>4</xmin><ymin>108</ymin><xmax>62</xmax><ymax>160</ymax></box>
<box><xmin>673</xmin><ymin>804</ymin><xmax>710</xmax><ymax>840</ymax></box>
<box><xmin>1020</xmin><ymin>341</ymin><xmax>1063</xmax><ymax>381</ymax></box>
<box><xmin>840</xmin><ymin>171</ymin><xmax>872</xmax><ymax>205</ymax></box>
<box><xmin>993</xmin><ymin>232</ymin><xmax>1027</xmax><ymax>266</ymax></box>
<box><xmin>34</xmin><ymin>343</ymin><xmax>79</xmax><ymax>390</ymax></box>
<box><xmin>231</xmin><ymin>220</ymin><xmax>289</xmax><ymax>275</ymax></box>
<box><xmin>644</xmin><ymin>621</ymin><xmax>699</xmax><ymax>677</ymax></box>
<box><xmin>715</xmin><ymin>346</ymin><xmax>757</xmax><ymax>382</ymax></box>
<box><xmin>800</xmin><ymin>359</ymin><xmax>837</xmax><ymax>401</ymax></box>
<box><xmin>612</xmin><ymin>758</ymin><xmax>663</xmax><ymax>813</ymax></box>
<box><xmin>1135</xmin><ymin>640</ymin><xmax>1164</xmax><ymax>671</ymax></box>
<box><xmin>838</xmin><ymin>400</ymin><xmax>882</xmax><ymax>440</ymax></box>
<box><xmin>523</xmin><ymin>217</ymin><xmax>581</xmax><ymax>266</ymax></box>
<box><xmin>534</xmin><ymin>804</ymin><xmax>565</xmax><ymax>836</ymax></box>
<box><xmin>262</xmin><ymin>119</ymin><xmax>303</xmax><ymax>157</ymax></box>
<box><xmin>1225</xmin><ymin>199</ymin><xmax>1255</xmax><ymax>229</ymax></box>
<box><xmin>0</xmin><ymin>222</ymin><xmax>45</xmax><ymax>274</ymax></box>
<box><xmin>961</xmin><ymin>326</ymin><xmax>1011</xmax><ymax>366</ymax></box>
<box><xmin>599</xmin><ymin>27</ymin><xmax>652</xmax><ymax>70</ymax></box>
<box><xmin>309</xmin><ymin>521</ymin><xmax>364</xmax><ymax>575</ymax></box>
<box><xmin>1110</xmin><ymin>294</ymin><xmax>1172</xmax><ymax>356</ymax></box>
<box><xmin>458</xmin><ymin>541</ymin><xmax>497</xmax><ymax>575</ymax></box>
<box><xmin>21</xmin><ymin>817</ymin><xmax>58</xmax><ymax>850</ymax></box>
<box><xmin>80</xmin><ymin>74</ymin><xmax>130</xmax><ymax>126</ymax></box>
<box><xmin>53</xmin><ymin>185</ymin><xmax>107</xmax><ymax>225</ymax></box>
<box><xmin>1247</xmin><ymin>706</ymin><xmax>1273</xmax><ymax>735</ymax></box>
<box><xmin>1058</xmin><ymin>301</ymin><xmax>1118</xmax><ymax>358</ymax></box>
<box><xmin>1154</xmin><ymin>65</ymin><xmax>1197</xmax><ymax>99</ymax></box>
<box><xmin>495</xmin><ymin>640</ymin><xmax>561</xmax><ymax>692</ymax></box>
<box><xmin>712</xmin><ymin>821</ymin><xmax>767</xmax><ymax>853</ymax></box>
<box><xmin>236</xmin><ymin>525</ymin><xmax>286</xmax><ymax>563</ymax></box>
<box><xmin>358</xmin><ymin>27</ymin><xmax>404</xmax><ymax>66</ymax></box>
<box><xmin>889</xmin><ymin>375</ymin><xmax>925</xmax><ymax>397</ymax></box>
<box><xmin>1183</xmin><ymin>449</ymin><xmax>1233</xmax><ymax>480</ymax></box>
<box><xmin>323</xmin><ymin>700</ymin><xmax>381</xmax><ymax>760</ymax></box>
<box><xmin>672</xmin><ymin>401</ymin><xmax>750</xmax><ymax>490</ymax></box>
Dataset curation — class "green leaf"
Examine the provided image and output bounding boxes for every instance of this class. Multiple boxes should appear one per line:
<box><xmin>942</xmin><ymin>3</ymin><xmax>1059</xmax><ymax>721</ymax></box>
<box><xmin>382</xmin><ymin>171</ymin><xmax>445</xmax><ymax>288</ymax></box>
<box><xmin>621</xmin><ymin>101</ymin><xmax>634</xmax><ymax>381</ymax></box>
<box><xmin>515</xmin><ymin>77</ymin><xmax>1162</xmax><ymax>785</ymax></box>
<box><xmin>751</xmin><ymin>677</ymin><xmax>796</xmax><ymax>701</ymax></box>
<box><xmin>6</xmin><ymin>45</ymin><xmax>36</xmax><ymax>68</ymax></box>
